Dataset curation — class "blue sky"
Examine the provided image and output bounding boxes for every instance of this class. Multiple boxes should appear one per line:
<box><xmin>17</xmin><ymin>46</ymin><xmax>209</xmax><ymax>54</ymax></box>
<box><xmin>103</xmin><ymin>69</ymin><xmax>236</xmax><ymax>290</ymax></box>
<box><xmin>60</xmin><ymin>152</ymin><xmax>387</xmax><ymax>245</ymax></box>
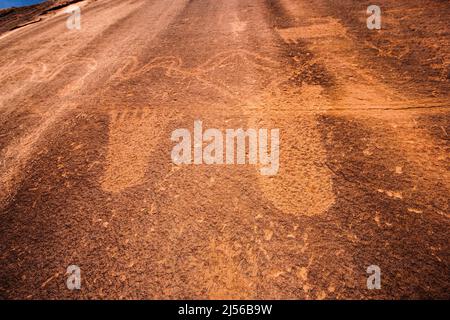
<box><xmin>0</xmin><ymin>0</ymin><xmax>45</xmax><ymax>9</ymax></box>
